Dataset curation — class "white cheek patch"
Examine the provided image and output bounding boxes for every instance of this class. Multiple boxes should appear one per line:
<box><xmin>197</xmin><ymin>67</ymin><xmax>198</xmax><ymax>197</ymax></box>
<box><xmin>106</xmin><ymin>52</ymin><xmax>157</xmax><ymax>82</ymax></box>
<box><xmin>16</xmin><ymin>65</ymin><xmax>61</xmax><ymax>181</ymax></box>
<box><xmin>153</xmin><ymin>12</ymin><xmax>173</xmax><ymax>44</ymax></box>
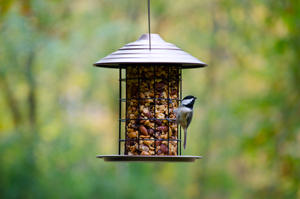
<box><xmin>182</xmin><ymin>98</ymin><xmax>193</xmax><ymax>106</ymax></box>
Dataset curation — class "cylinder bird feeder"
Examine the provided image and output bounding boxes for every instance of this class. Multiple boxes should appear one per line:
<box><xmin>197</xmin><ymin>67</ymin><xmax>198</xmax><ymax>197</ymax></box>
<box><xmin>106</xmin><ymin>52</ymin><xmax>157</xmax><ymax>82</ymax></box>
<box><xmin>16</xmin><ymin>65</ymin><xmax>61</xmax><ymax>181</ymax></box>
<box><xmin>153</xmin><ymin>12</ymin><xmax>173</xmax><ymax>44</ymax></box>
<box><xmin>95</xmin><ymin>33</ymin><xmax>207</xmax><ymax>162</ymax></box>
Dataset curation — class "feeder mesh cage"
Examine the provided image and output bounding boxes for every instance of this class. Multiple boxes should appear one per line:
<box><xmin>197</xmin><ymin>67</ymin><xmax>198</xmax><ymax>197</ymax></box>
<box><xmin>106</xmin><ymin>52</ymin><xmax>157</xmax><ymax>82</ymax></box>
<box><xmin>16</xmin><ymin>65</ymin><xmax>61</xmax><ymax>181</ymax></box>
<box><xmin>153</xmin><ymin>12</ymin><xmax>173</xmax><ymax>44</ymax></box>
<box><xmin>120</xmin><ymin>65</ymin><xmax>182</xmax><ymax>156</ymax></box>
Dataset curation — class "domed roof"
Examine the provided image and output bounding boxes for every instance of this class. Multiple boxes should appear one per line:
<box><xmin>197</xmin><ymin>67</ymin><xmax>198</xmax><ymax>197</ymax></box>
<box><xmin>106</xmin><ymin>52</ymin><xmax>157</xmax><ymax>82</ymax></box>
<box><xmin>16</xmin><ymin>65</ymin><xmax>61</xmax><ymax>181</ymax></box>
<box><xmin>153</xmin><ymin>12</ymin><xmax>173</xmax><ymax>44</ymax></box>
<box><xmin>94</xmin><ymin>33</ymin><xmax>207</xmax><ymax>69</ymax></box>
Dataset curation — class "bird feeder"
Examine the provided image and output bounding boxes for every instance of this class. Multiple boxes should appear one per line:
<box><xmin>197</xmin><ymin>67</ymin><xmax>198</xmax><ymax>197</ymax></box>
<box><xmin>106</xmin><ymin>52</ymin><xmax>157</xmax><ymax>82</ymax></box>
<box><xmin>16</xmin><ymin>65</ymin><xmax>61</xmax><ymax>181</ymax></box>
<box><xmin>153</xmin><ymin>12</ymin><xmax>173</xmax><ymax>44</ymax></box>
<box><xmin>95</xmin><ymin>34</ymin><xmax>207</xmax><ymax>162</ymax></box>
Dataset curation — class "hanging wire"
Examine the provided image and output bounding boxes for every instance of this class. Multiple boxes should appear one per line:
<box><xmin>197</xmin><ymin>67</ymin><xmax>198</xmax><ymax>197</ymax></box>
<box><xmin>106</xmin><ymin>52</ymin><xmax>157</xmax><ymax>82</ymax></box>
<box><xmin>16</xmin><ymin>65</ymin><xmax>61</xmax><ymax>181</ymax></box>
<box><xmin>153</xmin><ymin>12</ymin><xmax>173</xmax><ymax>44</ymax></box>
<box><xmin>148</xmin><ymin>0</ymin><xmax>151</xmax><ymax>50</ymax></box>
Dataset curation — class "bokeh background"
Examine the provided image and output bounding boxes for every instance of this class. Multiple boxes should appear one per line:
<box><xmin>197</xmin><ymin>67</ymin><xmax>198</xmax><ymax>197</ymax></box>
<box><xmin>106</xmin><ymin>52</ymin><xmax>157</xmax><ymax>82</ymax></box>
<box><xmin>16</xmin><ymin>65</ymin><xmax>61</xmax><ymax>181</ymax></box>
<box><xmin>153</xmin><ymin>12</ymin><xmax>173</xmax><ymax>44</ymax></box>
<box><xmin>0</xmin><ymin>0</ymin><xmax>300</xmax><ymax>198</ymax></box>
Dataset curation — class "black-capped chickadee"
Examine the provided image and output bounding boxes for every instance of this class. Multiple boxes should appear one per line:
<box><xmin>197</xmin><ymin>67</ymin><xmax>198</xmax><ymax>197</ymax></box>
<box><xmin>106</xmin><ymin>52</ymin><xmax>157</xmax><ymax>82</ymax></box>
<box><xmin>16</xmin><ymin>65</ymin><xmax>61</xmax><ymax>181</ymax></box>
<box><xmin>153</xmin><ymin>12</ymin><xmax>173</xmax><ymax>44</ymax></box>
<box><xmin>175</xmin><ymin>95</ymin><xmax>197</xmax><ymax>149</ymax></box>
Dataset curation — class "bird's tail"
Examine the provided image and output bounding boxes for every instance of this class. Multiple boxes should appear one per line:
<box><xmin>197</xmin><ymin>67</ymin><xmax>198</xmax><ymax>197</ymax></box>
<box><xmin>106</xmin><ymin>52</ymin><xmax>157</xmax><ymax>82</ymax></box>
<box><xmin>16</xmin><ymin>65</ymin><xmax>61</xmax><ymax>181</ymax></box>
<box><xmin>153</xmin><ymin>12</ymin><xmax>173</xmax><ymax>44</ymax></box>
<box><xmin>184</xmin><ymin>128</ymin><xmax>187</xmax><ymax>149</ymax></box>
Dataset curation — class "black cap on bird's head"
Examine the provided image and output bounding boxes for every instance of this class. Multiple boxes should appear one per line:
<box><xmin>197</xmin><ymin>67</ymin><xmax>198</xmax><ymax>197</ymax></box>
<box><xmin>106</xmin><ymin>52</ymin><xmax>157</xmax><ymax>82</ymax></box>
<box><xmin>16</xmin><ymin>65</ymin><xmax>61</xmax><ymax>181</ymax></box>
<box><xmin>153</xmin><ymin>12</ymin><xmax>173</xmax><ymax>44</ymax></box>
<box><xmin>181</xmin><ymin>95</ymin><xmax>197</xmax><ymax>109</ymax></box>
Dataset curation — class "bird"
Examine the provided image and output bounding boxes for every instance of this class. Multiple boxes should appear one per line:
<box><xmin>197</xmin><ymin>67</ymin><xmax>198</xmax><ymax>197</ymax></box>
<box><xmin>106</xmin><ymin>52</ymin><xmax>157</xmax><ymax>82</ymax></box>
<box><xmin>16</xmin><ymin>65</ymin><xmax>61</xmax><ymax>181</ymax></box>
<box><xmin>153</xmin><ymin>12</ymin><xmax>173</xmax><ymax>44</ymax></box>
<box><xmin>174</xmin><ymin>95</ymin><xmax>197</xmax><ymax>149</ymax></box>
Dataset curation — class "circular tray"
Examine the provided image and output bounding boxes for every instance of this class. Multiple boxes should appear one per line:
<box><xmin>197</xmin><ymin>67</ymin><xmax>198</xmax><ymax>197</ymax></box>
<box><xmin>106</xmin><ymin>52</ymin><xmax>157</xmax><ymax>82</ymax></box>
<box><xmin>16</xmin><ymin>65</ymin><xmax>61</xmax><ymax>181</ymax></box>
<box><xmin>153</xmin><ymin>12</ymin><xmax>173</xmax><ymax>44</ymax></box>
<box><xmin>96</xmin><ymin>155</ymin><xmax>202</xmax><ymax>162</ymax></box>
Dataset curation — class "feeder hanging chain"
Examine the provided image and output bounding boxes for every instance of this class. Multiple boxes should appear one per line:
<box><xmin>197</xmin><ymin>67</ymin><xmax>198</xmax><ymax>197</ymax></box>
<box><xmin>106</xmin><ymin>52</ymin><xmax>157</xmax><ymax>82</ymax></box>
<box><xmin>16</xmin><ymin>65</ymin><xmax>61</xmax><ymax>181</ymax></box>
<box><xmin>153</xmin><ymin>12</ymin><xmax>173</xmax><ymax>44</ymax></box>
<box><xmin>148</xmin><ymin>0</ymin><xmax>151</xmax><ymax>50</ymax></box>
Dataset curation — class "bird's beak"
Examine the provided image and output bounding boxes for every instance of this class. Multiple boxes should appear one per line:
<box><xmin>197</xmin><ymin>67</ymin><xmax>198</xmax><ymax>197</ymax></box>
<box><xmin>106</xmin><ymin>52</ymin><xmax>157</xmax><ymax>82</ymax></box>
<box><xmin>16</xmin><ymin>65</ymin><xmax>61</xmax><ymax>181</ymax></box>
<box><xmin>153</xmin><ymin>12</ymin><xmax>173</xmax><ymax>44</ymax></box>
<box><xmin>195</xmin><ymin>97</ymin><xmax>197</xmax><ymax>100</ymax></box>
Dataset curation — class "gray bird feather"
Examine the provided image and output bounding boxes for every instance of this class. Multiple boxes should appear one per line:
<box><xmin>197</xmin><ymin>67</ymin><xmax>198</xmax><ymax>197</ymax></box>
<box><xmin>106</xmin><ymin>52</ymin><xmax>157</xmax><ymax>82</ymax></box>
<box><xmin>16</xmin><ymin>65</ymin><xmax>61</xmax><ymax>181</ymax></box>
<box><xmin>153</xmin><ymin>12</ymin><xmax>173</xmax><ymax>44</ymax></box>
<box><xmin>174</xmin><ymin>106</ymin><xmax>193</xmax><ymax>149</ymax></box>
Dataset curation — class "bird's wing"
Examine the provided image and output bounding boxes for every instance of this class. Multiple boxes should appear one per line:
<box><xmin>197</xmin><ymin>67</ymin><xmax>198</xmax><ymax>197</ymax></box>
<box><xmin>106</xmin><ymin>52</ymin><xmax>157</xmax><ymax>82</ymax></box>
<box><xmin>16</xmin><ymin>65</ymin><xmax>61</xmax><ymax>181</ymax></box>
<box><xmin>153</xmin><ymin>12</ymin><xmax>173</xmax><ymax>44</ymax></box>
<box><xmin>186</xmin><ymin>111</ymin><xmax>193</xmax><ymax>128</ymax></box>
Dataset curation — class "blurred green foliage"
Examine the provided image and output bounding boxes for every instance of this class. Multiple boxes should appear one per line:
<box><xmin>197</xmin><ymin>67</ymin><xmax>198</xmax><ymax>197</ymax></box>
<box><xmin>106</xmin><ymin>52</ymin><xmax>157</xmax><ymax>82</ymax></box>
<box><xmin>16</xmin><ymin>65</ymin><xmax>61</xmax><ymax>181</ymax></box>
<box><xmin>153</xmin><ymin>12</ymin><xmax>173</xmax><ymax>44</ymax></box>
<box><xmin>0</xmin><ymin>0</ymin><xmax>300</xmax><ymax>198</ymax></box>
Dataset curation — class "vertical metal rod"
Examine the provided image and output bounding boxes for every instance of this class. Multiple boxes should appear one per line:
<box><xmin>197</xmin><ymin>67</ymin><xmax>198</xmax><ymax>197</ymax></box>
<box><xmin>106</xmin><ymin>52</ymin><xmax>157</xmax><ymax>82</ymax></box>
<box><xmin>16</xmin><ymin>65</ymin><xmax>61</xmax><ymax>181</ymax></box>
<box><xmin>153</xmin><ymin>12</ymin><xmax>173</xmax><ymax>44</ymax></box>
<box><xmin>147</xmin><ymin>0</ymin><xmax>151</xmax><ymax>50</ymax></box>
<box><xmin>125</xmin><ymin>68</ymin><xmax>128</xmax><ymax>155</ymax></box>
<box><xmin>176</xmin><ymin>67</ymin><xmax>179</xmax><ymax>156</ymax></box>
<box><xmin>153</xmin><ymin>65</ymin><xmax>157</xmax><ymax>154</ymax></box>
<box><xmin>167</xmin><ymin>66</ymin><xmax>170</xmax><ymax>155</ymax></box>
<box><xmin>118</xmin><ymin>68</ymin><xmax>122</xmax><ymax>155</ymax></box>
<box><xmin>179</xmin><ymin>68</ymin><xmax>182</xmax><ymax>155</ymax></box>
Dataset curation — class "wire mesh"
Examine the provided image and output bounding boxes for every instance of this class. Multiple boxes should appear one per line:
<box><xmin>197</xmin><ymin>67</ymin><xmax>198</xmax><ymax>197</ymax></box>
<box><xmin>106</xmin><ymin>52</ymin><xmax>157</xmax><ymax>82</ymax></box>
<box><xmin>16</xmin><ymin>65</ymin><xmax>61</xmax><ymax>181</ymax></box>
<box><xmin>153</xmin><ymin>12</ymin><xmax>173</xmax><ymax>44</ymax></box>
<box><xmin>119</xmin><ymin>65</ymin><xmax>182</xmax><ymax>156</ymax></box>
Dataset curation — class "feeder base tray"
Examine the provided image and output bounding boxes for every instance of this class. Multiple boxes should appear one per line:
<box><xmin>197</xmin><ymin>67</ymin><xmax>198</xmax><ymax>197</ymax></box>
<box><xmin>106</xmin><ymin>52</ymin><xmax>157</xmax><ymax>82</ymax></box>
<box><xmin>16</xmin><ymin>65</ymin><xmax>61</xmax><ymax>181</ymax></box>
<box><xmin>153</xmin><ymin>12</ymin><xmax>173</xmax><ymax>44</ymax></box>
<box><xmin>97</xmin><ymin>155</ymin><xmax>202</xmax><ymax>162</ymax></box>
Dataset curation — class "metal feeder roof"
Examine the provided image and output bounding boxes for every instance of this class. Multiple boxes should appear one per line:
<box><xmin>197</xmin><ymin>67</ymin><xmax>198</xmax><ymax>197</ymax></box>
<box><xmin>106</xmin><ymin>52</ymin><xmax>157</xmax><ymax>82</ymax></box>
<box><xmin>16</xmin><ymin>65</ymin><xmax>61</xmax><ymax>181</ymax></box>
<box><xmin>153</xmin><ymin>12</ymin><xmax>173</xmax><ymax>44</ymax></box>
<box><xmin>94</xmin><ymin>33</ymin><xmax>207</xmax><ymax>68</ymax></box>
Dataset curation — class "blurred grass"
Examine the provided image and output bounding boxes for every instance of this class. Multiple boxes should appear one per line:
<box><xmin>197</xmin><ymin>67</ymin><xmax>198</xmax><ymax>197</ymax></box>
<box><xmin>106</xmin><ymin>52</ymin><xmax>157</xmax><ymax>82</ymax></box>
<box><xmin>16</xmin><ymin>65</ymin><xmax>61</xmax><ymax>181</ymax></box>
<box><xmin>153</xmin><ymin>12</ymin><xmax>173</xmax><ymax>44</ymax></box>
<box><xmin>0</xmin><ymin>0</ymin><xmax>300</xmax><ymax>198</ymax></box>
